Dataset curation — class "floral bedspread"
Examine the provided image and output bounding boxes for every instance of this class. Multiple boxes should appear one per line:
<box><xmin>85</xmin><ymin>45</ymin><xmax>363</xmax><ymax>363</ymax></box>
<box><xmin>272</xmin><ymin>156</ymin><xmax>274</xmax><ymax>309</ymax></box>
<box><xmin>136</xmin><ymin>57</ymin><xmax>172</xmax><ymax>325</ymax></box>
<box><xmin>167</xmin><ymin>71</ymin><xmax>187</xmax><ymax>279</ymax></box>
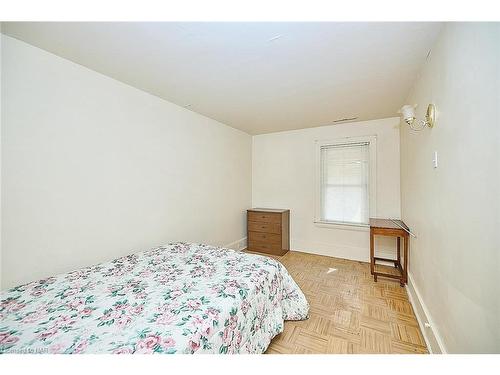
<box><xmin>0</xmin><ymin>242</ymin><xmax>308</xmax><ymax>354</ymax></box>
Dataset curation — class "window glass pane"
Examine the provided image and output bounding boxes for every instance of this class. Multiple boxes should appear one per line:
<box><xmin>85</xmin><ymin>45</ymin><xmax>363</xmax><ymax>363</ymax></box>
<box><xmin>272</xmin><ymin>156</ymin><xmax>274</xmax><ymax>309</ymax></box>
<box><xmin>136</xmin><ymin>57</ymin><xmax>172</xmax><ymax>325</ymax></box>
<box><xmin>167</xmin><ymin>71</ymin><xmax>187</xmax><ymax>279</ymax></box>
<box><xmin>320</xmin><ymin>143</ymin><xmax>369</xmax><ymax>224</ymax></box>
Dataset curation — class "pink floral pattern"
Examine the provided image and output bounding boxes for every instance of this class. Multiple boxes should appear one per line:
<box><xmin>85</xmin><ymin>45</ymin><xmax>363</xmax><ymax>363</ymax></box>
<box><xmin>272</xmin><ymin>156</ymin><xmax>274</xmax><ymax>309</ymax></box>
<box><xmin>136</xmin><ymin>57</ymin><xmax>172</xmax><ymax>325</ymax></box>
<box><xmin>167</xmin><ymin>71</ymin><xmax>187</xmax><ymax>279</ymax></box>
<box><xmin>0</xmin><ymin>242</ymin><xmax>308</xmax><ymax>354</ymax></box>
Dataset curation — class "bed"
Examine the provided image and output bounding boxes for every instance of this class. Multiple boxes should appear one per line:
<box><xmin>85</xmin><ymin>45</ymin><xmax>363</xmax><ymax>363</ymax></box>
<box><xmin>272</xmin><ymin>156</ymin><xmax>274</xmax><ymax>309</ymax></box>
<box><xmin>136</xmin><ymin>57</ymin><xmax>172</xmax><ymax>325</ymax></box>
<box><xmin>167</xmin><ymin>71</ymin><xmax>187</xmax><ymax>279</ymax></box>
<box><xmin>0</xmin><ymin>242</ymin><xmax>309</xmax><ymax>354</ymax></box>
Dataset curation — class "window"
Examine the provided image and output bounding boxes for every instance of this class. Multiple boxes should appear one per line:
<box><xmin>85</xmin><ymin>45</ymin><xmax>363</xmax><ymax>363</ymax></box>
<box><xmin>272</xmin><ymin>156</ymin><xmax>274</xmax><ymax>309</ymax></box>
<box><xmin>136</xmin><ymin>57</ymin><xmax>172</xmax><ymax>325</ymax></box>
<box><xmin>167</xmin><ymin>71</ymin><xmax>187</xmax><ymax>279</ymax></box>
<box><xmin>315</xmin><ymin>137</ymin><xmax>376</xmax><ymax>227</ymax></box>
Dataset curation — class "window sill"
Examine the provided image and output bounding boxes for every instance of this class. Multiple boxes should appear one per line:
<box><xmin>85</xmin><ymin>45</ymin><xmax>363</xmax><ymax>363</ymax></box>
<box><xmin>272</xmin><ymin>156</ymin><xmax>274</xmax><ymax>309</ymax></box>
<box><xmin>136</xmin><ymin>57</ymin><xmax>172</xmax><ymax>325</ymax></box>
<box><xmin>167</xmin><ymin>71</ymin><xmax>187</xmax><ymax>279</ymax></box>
<box><xmin>313</xmin><ymin>221</ymin><xmax>369</xmax><ymax>231</ymax></box>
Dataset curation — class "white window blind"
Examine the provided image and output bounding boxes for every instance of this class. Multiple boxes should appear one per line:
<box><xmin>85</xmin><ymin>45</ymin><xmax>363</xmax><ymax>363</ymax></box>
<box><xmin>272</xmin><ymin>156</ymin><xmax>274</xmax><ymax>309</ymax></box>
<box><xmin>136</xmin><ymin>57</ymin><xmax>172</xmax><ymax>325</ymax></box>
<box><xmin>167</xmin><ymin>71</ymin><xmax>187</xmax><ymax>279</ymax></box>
<box><xmin>319</xmin><ymin>142</ymin><xmax>370</xmax><ymax>225</ymax></box>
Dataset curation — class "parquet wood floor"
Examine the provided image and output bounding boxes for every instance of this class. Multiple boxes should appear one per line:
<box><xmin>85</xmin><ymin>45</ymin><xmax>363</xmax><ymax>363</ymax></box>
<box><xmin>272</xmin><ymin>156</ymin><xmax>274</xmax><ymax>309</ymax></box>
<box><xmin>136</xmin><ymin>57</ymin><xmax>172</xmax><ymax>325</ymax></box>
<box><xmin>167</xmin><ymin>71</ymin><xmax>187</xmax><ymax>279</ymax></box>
<box><xmin>247</xmin><ymin>250</ymin><xmax>428</xmax><ymax>354</ymax></box>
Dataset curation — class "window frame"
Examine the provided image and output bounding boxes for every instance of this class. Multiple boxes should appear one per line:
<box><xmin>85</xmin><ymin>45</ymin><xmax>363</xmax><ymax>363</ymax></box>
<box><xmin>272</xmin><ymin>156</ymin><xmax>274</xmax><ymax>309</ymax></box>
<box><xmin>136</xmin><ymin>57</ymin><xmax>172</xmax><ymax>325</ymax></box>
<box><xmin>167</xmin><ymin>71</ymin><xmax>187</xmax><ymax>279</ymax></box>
<box><xmin>314</xmin><ymin>135</ymin><xmax>377</xmax><ymax>229</ymax></box>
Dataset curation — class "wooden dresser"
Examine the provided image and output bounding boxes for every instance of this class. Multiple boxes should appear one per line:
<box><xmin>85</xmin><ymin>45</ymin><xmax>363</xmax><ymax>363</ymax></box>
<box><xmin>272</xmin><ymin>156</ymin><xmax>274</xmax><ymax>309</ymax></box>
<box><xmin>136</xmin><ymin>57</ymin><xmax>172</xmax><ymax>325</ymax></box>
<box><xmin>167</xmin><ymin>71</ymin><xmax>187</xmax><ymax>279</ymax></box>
<box><xmin>247</xmin><ymin>208</ymin><xmax>290</xmax><ymax>256</ymax></box>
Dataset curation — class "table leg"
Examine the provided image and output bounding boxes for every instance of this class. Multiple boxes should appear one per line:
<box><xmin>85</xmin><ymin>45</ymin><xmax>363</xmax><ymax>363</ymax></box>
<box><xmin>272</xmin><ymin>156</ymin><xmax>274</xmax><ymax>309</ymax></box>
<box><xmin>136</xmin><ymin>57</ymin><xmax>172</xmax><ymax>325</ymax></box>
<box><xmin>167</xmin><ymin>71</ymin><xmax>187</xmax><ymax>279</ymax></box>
<box><xmin>370</xmin><ymin>229</ymin><xmax>375</xmax><ymax>276</ymax></box>
<box><xmin>396</xmin><ymin>237</ymin><xmax>401</xmax><ymax>268</ymax></box>
<box><xmin>403</xmin><ymin>234</ymin><xmax>409</xmax><ymax>284</ymax></box>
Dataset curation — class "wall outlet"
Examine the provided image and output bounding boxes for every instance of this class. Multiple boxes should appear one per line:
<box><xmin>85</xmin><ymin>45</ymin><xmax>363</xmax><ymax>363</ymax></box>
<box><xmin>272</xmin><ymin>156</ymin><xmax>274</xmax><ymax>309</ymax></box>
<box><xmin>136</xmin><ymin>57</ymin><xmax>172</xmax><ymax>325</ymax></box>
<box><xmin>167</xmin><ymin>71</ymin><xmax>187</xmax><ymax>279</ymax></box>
<box><xmin>433</xmin><ymin>151</ymin><xmax>438</xmax><ymax>169</ymax></box>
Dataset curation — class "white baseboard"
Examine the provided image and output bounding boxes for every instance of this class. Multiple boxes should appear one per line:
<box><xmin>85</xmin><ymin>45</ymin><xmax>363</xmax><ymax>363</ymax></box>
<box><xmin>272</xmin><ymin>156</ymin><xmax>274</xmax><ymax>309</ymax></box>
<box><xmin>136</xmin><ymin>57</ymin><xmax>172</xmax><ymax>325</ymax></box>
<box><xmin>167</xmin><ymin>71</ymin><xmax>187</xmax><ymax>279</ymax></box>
<box><xmin>290</xmin><ymin>238</ymin><xmax>398</xmax><ymax>263</ymax></box>
<box><xmin>223</xmin><ymin>237</ymin><xmax>247</xmax><ymax>252</ymax></box>
<box><xmin>406</xmin><ymin>272</ymin><xmax>447</xmax><ymax>354</ymax></box>
<box><xmin>291</xmin><ymin>238</ymin><xmax>367</xmax><ymax>262</ymax></box>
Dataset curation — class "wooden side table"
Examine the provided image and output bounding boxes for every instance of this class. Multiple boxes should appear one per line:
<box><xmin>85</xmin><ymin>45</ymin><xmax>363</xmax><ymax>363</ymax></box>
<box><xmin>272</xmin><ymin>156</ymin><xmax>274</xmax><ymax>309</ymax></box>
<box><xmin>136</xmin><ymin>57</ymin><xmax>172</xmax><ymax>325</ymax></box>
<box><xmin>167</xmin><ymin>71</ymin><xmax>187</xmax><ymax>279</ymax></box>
<box><xmin>369</xmin><ymin>218</ymin><xmax>410</xmax><ymax>287</ymax></box>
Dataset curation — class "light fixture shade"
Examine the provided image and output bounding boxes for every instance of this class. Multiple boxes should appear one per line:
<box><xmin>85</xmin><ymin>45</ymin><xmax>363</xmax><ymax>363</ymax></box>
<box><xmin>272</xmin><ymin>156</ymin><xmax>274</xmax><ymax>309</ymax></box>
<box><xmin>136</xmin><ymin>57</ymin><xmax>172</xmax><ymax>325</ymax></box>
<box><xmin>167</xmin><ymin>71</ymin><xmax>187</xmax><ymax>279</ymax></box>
<box><xmin>398</xmin><ymin>103</ymin><xmax>435</xmax><ymax>130</ymax></box>
<box><xmin>399</xmin><ymin>104</ymin><xmax>416</xmax><ymax>121</ymax></box>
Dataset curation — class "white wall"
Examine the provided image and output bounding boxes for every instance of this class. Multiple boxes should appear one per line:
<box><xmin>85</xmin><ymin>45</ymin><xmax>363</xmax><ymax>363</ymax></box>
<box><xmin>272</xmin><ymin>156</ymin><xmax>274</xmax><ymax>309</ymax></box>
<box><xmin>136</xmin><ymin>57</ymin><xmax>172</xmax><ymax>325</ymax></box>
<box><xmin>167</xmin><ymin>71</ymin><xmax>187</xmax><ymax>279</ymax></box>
<box><xmin>1</xmin><ymin>35</ymin><xmax>252</xmax><ymax>289</ymax></box>
<box><xmin>252</xmin><ymin>117</ymin><xmax>401</xmax><ymax>262</ymax></box>
<box><xmin>0</xmin><ymin>30</ymin><xmax>3</xmax><ymax>289</ymax></box>
<box><xmin>400</xmin><ymin>23</ymin><xmax>499</xmax><ymax>353</ymax></box>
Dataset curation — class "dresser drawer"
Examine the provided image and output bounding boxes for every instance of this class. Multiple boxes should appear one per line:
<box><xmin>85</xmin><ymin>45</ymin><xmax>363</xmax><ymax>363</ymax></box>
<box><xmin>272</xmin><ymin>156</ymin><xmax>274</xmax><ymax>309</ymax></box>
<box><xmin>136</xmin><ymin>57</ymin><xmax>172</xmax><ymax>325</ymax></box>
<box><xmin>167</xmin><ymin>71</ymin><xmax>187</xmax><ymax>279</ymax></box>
<box><xmin>248</xmin><ymin>231</ymin><xmax>281</xmax><ymax>244</ymax></box>
<box><xmin>248</xmin><ymin>221</ymin><xmax>281</xmax><ymax>234</ymax></box>
<box><xmin>248</xmin><ymin>211</ymin><xmax>282</xmax><ymax>224</ymax></box>
<box><xmin>247</xmin><ymin>239</ymin><xmax>282</xmax><ymax>255</ymax></box>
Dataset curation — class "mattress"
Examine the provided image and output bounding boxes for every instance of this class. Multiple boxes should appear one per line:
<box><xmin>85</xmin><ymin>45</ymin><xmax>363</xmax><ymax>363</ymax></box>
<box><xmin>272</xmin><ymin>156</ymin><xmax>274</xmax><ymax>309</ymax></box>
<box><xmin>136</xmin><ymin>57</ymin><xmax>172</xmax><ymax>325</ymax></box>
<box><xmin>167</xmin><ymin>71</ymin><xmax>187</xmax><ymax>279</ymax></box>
<box><xmin>0</xmin><ymin>242</ymin><xmax>309</xmax><ymax>354</ymax></box>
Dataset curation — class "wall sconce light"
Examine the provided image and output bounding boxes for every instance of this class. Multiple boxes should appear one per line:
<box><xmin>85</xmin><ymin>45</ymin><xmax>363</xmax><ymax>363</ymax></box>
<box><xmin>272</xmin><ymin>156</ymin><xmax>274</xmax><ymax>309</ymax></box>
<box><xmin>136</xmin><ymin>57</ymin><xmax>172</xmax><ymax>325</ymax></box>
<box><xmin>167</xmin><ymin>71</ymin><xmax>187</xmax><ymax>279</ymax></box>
<box><xmin>399</xmin><ymin>104</ymin><xmax>436</xmax><ymax>131</ymax></box>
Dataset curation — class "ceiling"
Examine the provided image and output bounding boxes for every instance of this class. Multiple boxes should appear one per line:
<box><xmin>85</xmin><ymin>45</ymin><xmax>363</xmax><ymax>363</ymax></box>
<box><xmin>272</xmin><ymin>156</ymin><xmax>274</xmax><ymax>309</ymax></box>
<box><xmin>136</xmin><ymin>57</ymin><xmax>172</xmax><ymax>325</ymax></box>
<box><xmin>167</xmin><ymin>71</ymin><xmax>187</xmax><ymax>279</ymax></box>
<box><xmin>2</xmin><ymin>22</ymin><xmax>442</xmax><ymax>135</ymax></box>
